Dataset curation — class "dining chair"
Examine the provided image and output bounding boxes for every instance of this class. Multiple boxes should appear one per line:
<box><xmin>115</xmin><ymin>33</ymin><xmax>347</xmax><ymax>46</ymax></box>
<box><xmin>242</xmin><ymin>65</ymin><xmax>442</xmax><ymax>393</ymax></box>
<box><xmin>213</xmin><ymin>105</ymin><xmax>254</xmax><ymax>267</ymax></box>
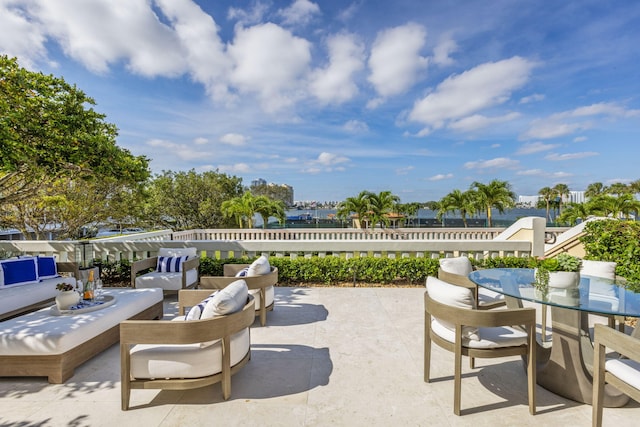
<box><xmin>438</xmin><ymin>256</ymin><xmax>506</xmax><ymax>310</ymax></box>
<box><xmin>592</xmin><ymin>323</ymin><xmax>640</xmax><ymax>427</ymax></box>
<box><xmin>424</xmin><ymin>276</ymin><xmax>537</xmax><ymax>416</ymax></box>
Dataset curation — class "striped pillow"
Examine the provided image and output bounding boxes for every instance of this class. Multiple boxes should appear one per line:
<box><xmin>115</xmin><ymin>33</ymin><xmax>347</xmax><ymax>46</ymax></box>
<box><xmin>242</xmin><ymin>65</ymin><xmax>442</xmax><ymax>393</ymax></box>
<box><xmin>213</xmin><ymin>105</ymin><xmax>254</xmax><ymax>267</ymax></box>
<box><xmin>185</xmin><ymin>291</ymin><xmax>218</xmax><ymax>320</ymax></box>
<box><xmin>156</xmin><ymin>255</ymin><xmax>189</xmax><ymax>273</ymax></box>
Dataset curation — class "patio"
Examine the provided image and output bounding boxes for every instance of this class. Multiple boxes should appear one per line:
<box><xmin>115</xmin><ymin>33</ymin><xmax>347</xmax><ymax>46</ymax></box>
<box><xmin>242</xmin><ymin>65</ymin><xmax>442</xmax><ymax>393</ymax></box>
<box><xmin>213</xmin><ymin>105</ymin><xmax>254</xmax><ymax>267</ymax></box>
<box><xmin>0</xmin><ymin>287</ymin><xmax>637</xmax><ymax>426</ymax></box>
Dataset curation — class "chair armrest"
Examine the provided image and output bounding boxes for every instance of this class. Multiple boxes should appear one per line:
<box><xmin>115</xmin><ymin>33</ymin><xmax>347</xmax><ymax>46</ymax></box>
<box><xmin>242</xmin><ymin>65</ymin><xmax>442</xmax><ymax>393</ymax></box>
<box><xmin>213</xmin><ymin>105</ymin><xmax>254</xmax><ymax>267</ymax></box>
<box><xmin>223</xmin><ymin>264</ymin><xmax>250</xmax><ymax>276</ymax></box>
<box><xmin>200</xmin><ymin>267</ymin><xmax>278</xmax><ymax>291</ymax></box>
<box><xmin>594</xmin><ymin>323</ymin><xmax>640</xmax><ymax>360</ymax></box>
<box><xmin>200</xmin><ymin>276</ymin><xmax>240</xmax><ymax>289</ymax></box>
<box><xmin>181</xmin><ymin>256</ymin><xmax>200</xmax><ymax>289</ymax></box>
<box><xmin>130</xmin><ymin>257</ymin><xmax>158</xmax><ymax>287</ymax></box>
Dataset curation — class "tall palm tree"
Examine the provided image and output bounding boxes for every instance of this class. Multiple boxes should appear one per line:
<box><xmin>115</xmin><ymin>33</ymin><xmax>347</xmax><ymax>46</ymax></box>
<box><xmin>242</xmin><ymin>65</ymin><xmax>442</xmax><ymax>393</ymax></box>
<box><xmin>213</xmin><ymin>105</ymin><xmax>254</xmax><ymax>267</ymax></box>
<box><xmin>585</xmin><ymin>182</ymin><xmax>607</xmax><ymax>199</ymax></box>
<box><xmin>557</xmin><ymin>202</ymin><xmax>592</xmax><ymax>226</ymax></box>
<box><xmin>255</xmin><ymin>196</ymin><xmax>286</xmax><ymax>229</ymax></box>
<box><xmin>470</xmin><ymin>180</ymin><xmax>516</xmax><ymax>227</ymax></box>
<box><xmin>337</xmin><ymin>191</ymin><xmax>371</xmax><ymax>229</ymax></box>
<box><xmin>367</xmin><ymin>190</ymin><xmax>400</xmax><ymax>228</ymax></box>
<box><xmin>607</xmin><ymin>182</ymin><xmax>631</xmax><ymax>196</ymax></box>
<box><xmin>221</xmin><ymin>191</ymin><xmax>257</xmax><ymax>229</ymax></box>
<box><xmin>552</xmin><ymin>183</ymin><xmax>570</xmax><ymax>215</ymax></box>
<box><xmin>538</xmin><ymin>186</ymin><xmax>555</xmax><ymax>221</ymax></box>
<box><xmin>441</xmin><ymin>189</ymin><xmax>475</xmax><ymax>227</ymax></box>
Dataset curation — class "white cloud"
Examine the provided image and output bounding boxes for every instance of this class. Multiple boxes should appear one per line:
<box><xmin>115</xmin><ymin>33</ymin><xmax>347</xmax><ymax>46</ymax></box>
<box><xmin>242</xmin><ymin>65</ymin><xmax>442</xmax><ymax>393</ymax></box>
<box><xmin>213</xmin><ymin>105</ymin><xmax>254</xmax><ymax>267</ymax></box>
<box><xmin>228</xmin><ymin>22</ymin><xmax>312</xmax><ymax>112</ymax></box>
<box><xmin>0</xmin><ymin>1</ymin><xmax>48</xmax><ymax>69</ymax></box>
<box><xmin>147</xmin><ymin>138</ymin><xmax>211</xmax><ymax>161</ymax></box>
<box><xmin>316</xmin><ymin>152</ymin><xmax>349</xmax><ymax>166</ymax></box>
<box><xmin>516</xmin><ymin>142</ymin><xmax>559</xmax><ymax>155</ymax></box>
<box><xmin>464</xmin><ymin>157</ymin><xmax>520</xmax><ymax>169</ymax></box>
<box><xmin>545</xmin><ymin>152</ymin><xmax>599</xmax><ymax>161</ymax></box>
<box><xmin>521</xmin><ymin>120</ymin><xmax>589</xmax><ymax>139</ymax></box>
<box><xmin>227</xmin><ymin>1</ymin><xmax>269</xmax><ymax>26</ymax></box>
<box><xmin>409</xmin><ymin>56</ymin><xmax>535</xmax><ymax>133</ymax></box>
<box><xmin>368</xmin><ymin>23</ymin><xmax>428</xmax><ymax>99</ymax></box>
<box><xmin>516</xmin><ymin>169</ymin><xmax>545</xmax><ymax>176</ymax></box>
<box><xmin>396</xmin><ymin>166</ymin><xmax>415</xmax><ymax>175</ymax></box>
<box><xmin>432</xmin><ymin>37</ymin><xmax>457</xmax><ymax>66</ymax></box>
<box><xmin>219</xmin><ymin>133</ymin><xmax>249</xmax><ymax>146</ymax></box>
<box><xmin>194</xmin><ymin>137</ymin><xmax>208</xmax><ymax>145</ymax></box>
<box><xmin>519</xmin><ymin>93</ymin><xmax>545</xmax><ymax>104</ymax></box>
<box><xmin>310</xmin><ymin>33</ymin><xmax>365</xmax><ymax>104</ymax></box>
<box><xmin>428</xmin><ymin>173</ymin><xmax>454</xmax><ymax>181</ymax></box>
<box><xmin>343</xmin><ymin>119</ymin><xmax>369</xmax><ymax>133</ymax></box>
<box><xmin>573</xmin><ymin>136</ymin><xmax>587</xmax><ymax>142</ymax></box>
<box><xmin>449</xmin><ymin>112</ymin><xmax>520</xmax><ymax>132</ymax></box>
<box><xmin>217</xmin><ymin>163</ymin><xmax>252</xmax><ymax>173</ymax></box>
<box><xmin>278</xmin><ymin>0</ymin><xmax>321</xmax><ymax>26</ymax></box>
<box><xmin>34</xmin><ymin>0</ymin><xmax>185</xmax><ymax>76</ymax></box>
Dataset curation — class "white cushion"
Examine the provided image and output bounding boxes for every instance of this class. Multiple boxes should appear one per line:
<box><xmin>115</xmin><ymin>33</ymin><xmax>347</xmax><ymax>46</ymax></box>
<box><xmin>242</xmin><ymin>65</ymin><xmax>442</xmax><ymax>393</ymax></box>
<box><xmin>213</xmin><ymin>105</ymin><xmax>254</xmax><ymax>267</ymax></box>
<box><xmin>606</xmin><ymin>358</ymin><xmax>640</xmax><ymax>391</ymax></box>
<box><xmin>581</xmin><ymin>260</ymin><xmax>616</xmax><ymax>280</ymax></box>
<box><xmin>158</xmin><ymin>247</ymin><xmax>198</xmax><ymax>258</ymax></box>
<box><xmin>249</xmin><ymin>285</ymin><xmax>275</xmax><ymax>310</ymax></box>
<box><xmin>439</xmin><ymin>257</ymin><xmax>473</xmax><ymax>276</ymax></box>
<box><xmin>478</xmin><ymin>288</ymin><xmax>505</xmax><ymax>305</ymax></box>
<box><xmin>0</xmin><ymin>288</ymin><xmax>163</xmax><ymax>355</ymax></box>
<box><xmin>247</xmin><ymin>255</ymin><xmax>271</xmax><ymax>276</ymax></box>
<box><xmin>431</xmin><ymin>318</ymin><xmax>529</xmax><ymax>349</ymax></box>
<box><xmin>130</xmin><ymin>328</ymin><xmax>250</xmax><ymax>379</ymax></box>
<box><xmin>0</xmin><ymin>276</ymin><xmax>70</xmax><ymax>318</ymax></box>
<box><xmin>426</xmin><ymin>276</ymin><xmax>479</xmax><ymax>340</ymax></box>
<box><xmin>185</xmin><ymin>291</ymin><xmax>218</xmax><ymax>320</ymax></box>
<box><xmin>135</xmin><ymin>269</ymin><xmax>198</xmax><ymax>291</ymax></box>
<box><xmin>201</xmin><ymin>279</ymin><xmax>248</xmax><ymax>318</ymax></box>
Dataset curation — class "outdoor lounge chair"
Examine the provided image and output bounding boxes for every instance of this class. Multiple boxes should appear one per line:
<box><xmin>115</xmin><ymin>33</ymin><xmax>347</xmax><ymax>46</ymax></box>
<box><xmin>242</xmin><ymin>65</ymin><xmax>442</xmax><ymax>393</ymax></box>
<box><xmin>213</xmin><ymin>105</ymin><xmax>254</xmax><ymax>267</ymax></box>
<box><xmin>120</xmin><ymin>285</ymin><xmax>255</xmax><ymax>410</ymax></box>
<box><xmin>592</xmin><ymin>323</ymin><xmax>640</xmax><ymax>426</ymax></box>
<box><xmin>424</xmin><ymin>276</ymin><xmax>537</xmax><ymax>416</ymax></box>
<box><xmin>131</xmin><ymin>247</ymin><xmax>199</xmax><ymax>294</ymax></box>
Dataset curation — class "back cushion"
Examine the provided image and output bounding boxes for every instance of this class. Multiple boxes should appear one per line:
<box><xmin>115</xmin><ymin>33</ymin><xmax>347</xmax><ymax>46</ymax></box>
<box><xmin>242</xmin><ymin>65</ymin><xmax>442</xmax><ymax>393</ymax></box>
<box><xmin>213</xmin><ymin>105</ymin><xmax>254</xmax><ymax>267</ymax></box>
<box><xmin>581</xmin><ymin>260</ymin><xmax>616</xmax><ymax>280</ymax></box>
<box><xmin>158</xmin><ymin>247</ymin><xmax>198</xmax><ymax>258</ymax></box>
<box><xmin>37</xmin><ymin>256</ymin><xmax>58</xmax><ymax>279</ymax></box>
<box><xmin>426</xmin><ymin>276</ymin><xmax>479</xmax><ymax>341</ymax></box>
<box><xmin>439</xmin><ymin>257</ymin><xmax>473</xmax><ymax>276</ymax></box>
<box><xmin>247</xmin><ymin>255</ymin><xmax>271</xmax><ymax>276</ymax></box>
<box><xmin>201</xmin><ymin>279</ymin><xmax>249</xmax><ymax>318</ymax></box>
<box><xmin>0</xmin><ymin>258</ymin><xmax>39</xmax><ymax>287</ymax></box>
<box><xmin>156</xmin><ymin>255</ymin><xmax>189</xmax><ymax>273</ymax></box>
<box><xmin>185</xmin><ymin>291</ymin><xmax>218</xmax><ymax>320</ymax></box>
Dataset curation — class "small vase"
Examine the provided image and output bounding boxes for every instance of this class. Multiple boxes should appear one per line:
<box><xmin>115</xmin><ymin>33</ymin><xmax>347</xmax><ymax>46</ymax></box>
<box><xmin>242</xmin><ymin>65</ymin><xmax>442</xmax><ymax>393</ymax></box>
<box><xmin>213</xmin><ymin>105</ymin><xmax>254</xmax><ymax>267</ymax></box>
<box><xmin>548</xmin><ymin>271</ymin><xmax>580</xmax><ymax>289</ymax></box>
<box><xmin>56</xmin><ymin>290</ymin><xmax>80</xmax><ymax>310</ymax></box>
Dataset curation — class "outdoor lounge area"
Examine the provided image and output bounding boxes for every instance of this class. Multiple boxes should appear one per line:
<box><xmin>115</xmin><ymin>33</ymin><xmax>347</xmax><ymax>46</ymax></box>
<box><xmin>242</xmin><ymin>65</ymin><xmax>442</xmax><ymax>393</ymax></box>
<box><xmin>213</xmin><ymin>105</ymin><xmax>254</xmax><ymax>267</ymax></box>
<box><xmin>0</xmin><ymin>286</ymin><xmax>638</xmax><ymax>426</ymax></box>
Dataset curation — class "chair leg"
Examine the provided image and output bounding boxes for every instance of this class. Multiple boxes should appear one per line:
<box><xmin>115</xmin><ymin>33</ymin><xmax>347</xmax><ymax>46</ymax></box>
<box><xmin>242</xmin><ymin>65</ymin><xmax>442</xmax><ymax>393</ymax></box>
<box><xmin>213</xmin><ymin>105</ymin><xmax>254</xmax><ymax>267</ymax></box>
<box><xmin>527</xmin><ymin>324</ymin><xmax>536</xmax><ymax>415</ymax></box>
<box><xmin>469</xmin><ymin>356</ymin><xmax>475</xmax><ymax>369</ymax></box>
<box><xmin>592</xmin><ymin>341</ymin><xmax>606</xmax><ymax>427</ymax></box>
<box><xmin>424</xmin><ymin>315</ymin><xmax>432</xmax><ymax>382</ymax></box>
<box><xmin>120</xmin><ymin>344</ymin><xmax>131</xmax><ymax>411</ymax></box>
<box><xmin>454</xmin><ymin>345</ymin><xmax>462</xmax><ymax>416</ymax></box>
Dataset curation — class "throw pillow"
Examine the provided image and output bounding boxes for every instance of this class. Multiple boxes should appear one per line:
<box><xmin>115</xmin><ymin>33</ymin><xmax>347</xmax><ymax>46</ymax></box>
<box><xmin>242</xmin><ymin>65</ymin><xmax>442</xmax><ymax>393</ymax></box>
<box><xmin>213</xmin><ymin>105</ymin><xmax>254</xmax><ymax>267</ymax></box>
<box><xmin>247</xmin><ymin>255</ymin><xmax>271</xmax><ymax>276</ymax></box>
<box><xmin>439</xmin><ymin>256</ymin><xmax>473</xmax><ymax>276</ymax></box>
<box><xmin>156</xmin><ymin>255</ymin><xmax>189</xmax><ymax>273</ymax></box>
<box><xmin>426</xmin><ymin>276</ymin><xmax>480</xmax><ymax>341</ymax></box>
<box><xmin>235</xmin><ymin>267</ymin><xmax>249</xmax><ymax>277</ymax></box>
<box><xmin>201</xmin><ymin>279</ymin><xmax>249</xmax><ymax>318</ymax></box>
<box><xmin>0</xmin><ymin>257</ymin><xmax>39</xmax><ymax>287</ymax></box>
<box><xmin>37</xmin><ymin>256</ymin><xmax>58</xmax><ymax>279</ymax></box>
<box><xmin>185</xmin><ymin>291</ymin><xmax>218</xmax><ymax>320</ymax></box>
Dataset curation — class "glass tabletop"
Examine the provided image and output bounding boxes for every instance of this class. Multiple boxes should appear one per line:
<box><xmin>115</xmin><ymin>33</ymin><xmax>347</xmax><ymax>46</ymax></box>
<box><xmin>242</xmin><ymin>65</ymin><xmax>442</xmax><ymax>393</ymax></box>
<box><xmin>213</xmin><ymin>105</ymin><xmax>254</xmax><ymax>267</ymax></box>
<box><xmin>468</xmin><ymin>268</ymin><xmax>640</xmax><ymax>317</ymax></box>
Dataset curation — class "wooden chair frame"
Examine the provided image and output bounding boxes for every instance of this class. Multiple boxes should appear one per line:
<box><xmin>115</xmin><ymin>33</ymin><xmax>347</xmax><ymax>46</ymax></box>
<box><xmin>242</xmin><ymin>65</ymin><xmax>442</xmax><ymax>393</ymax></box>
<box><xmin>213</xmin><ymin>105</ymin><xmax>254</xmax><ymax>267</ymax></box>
<box><xmin>438</xmin><ymin>268</ymin><xmax>506</xmax><ymax>310</ymax></box>
<box><xmin>130</xmin><ymin>256</ymin><xmax>200</xmax><ymax>294</ymax></box>
<box><xmin>424</xmin><ymin>290</ymin><xmax>537</xmax><ymax>416</ymax></box>
<box><xmin>200</xmin><ymin>265</ymin><xmax>278</xmax><ymax>326</ymax></box>
<box><xmin>120</xmin><ymin>290</ymin><xmax>255</xmax><ymax>410</ymax></box>
<box><xmin>592</xmin><ymin>323</ymin><xmax>640</xmax><ymax>427</ymax></box>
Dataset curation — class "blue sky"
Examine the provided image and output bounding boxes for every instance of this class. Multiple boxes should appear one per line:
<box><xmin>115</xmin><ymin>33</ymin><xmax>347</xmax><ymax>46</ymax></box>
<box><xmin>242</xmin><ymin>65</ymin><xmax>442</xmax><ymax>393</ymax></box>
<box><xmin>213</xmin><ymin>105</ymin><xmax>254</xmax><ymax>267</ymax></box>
<box><xmin>2</xmin><ymin>0</ymin><xmax>639</xmax><ymax>203</ymax></box>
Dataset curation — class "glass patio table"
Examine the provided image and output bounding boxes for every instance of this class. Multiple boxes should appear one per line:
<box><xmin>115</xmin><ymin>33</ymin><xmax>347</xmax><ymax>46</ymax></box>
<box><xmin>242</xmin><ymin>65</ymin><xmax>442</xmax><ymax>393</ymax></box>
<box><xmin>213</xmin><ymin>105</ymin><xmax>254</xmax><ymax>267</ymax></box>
<box><xmin>468</xmin><ymin>268</ymin><xmax>640</xmax><ymax>407</ymax></box>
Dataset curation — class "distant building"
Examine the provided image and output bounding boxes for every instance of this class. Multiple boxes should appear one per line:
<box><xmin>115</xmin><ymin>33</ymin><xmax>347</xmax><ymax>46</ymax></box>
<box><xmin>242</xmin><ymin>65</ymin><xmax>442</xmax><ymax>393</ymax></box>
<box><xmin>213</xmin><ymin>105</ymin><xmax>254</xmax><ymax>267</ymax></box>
<box><xmin>250</xmin><ymin>178</ymin><xmax>294</xmax><ymax>206</ymax></box>
<box><xmin>251</xmin><ymin>178</ymin><xmax>267</xmax><ymax>187</ymax></box>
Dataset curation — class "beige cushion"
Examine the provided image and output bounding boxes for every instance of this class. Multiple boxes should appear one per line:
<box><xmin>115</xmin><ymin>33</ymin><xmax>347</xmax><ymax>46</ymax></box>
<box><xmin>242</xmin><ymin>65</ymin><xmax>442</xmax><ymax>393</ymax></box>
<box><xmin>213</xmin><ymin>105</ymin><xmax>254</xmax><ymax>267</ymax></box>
<box><xmin>439</xmin><ymin>257</ymin><xmax>473</xmax><ymax>276</ymax></box>
<box><xmin>605</xmin><ymin>358</ymin><xmax>640</xmax><ymax>391</ymax></box>
<box><xmin>426</xmin><ymin>276</ymin><xmax>479</xmax><ymax>340</ymax></box>
<box><xmin>158</xmin><ymin>247</ymin><xmax>198</xmax><ymax>258</ymax></box>
<box><xmin>130</xmin><ymin>328</ymin><xmax>250</xmax><ymax>379</ymax></box>
<box><xmin>431</xmin><ymin>318</ymin><xmax>528</xmax><ymax>349</ymax></box>
<box><xmin>201</xmin><ymin>279</ymin><xmax>248</xmax><ymax>318</ymax></box>
<box><xmin>247</xmin><ymin>255</ymin><xmax>271</xmax><ymax>276</ymax></box>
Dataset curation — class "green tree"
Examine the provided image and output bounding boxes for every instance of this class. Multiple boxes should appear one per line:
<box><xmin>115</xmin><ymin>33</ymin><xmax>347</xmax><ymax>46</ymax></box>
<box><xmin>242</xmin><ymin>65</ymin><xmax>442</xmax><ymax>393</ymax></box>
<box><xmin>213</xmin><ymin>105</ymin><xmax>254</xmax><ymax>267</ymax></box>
<box><xmin>470</xmin><ymin>180</ymin><xmax>516</xmax><ymax>227</ymax></box>
<box><xmin>146</xmin><ymin>170</ymin><xmax>243</xmax><ymax>230</ymax></box>
<box><xmin>538</xmin><ymin>186</ymin><xmax>555</xmax><ymax>221</ymax></box>
<box><xmin>552</xmin><ymin>183</ymin><xmax>570</xmax><ymax>215</ymax></box>
<box><xmin>585</xmin><ymin>182</ymin><xmax>607</xmax><ymax>199</ymax></box>
<box><xmin>221</xmin><ymin>191</ymin><xmax>259</xmax><ymax>229</ymax></box>
<box><xmin>337</xmin><ymin>191</ymin><xmax>372</xmax><ymax>229</ymax></box>
<box><xmin>556</xmin><ymin>202</ymin><xmax>592</xmax><ymax>226</ymax></box>
<box><xmin>607</xmin><ymin>182</ymin><xmax>631</xmax><ymax>196</ymax></box>
<box><xmin>367</xmin><ymin>190</ymin><xmax>400</xmax><ymax>229</ymax></box>
<box><xmin>255</xmin><ymin>195</ymin><xmax>286</xmax><ymax>229</ymax></box>
<box><xmin>0</xmin><ymin>56</ymin><xmax>149</xmax><ymax>205</ymax></box>
<box><xmin>440</xmin><ymin>189</ymin><xmax>476</xmax><ymax>227</ymax></box>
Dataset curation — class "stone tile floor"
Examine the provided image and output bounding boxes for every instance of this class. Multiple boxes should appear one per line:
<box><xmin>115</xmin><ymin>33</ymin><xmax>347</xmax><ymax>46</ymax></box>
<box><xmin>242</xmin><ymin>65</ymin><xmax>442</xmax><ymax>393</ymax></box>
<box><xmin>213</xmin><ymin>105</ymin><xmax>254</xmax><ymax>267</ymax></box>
<box><xmin>0</xmin><ymin>287</ymin><xmax>637</xmax><ymax>426</ymax></box>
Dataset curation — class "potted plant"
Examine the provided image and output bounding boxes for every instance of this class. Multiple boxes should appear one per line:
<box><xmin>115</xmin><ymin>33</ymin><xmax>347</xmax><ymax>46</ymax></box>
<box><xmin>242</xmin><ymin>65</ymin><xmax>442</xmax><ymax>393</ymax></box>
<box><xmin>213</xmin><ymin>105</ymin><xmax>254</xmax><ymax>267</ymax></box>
<box><xmin>55</xmin><ymin>282</ymin><xmax>80</xmax><ymax>310</ymax></box>
<box><xmin>531</xmin><ymin>253</ymin><xmax>582</xmax><ymax>295</ymax></box>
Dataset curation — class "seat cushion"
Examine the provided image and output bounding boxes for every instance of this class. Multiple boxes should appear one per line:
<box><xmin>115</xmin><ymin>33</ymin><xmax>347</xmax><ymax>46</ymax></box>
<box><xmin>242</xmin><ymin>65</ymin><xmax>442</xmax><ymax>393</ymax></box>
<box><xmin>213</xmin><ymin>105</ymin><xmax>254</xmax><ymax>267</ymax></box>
<box><xmin>605</xmin><ymin>358</ymin><xmax>640</xmax><ymax>391</ymax></box>
<box><xmin>431</xmin><ymin>318</ymin><xmax>528</xmax><ymax>349</ymax></box>
<box><xmin>135</xmin><ymin>269</ymin><xmax>198</xmax><ymax>291</ymax></box>
<box><xmin>426</xmin><ymin>276</ymin><xmax>479</xmax><ymax>340</ymax></box>
<box><xmin>439</xmin><ymin>257</ymin><xmax>473</xmax><ymax>276</ymax></box>
<box><xmin>478</xmin><ymin>288</ymin><xmax>505</xmax><ymax>305</ymax></box>
<box><xmin>130</xmin><ymin>328</ymin><xmax>250</xmax><ymax>379</ymax></box>
<box><xmin>249</xmin><ymin>285</ymin><xmax>274</xmax><ymax>310</ymax></box>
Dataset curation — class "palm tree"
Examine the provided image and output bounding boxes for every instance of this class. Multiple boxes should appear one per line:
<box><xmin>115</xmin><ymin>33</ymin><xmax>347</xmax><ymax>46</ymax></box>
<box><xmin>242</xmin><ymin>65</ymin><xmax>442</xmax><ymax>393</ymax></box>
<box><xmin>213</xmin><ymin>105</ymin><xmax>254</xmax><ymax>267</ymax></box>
<box><xmin>557</xmin><ymin>202</ymin><xmax>592</xmax><ymax>225</ymax></box>
<box><xmin>585</xmin><ymin>182</ymin><xmax>607</xmax><ymax>199</ymax></box>
<box><xmin>221</xmin><ymin>191</ymin><xmax>257</xmax><ymax>229</ymax></box>
<box><xmin>255</xmin><ymin>196</ymin><xmax>286</xmax><ymax>229</ymax></box>
<box><xmin>538</xmin><ymin>186</ymin><xmax>555</xmax><ymax>222</ymax></box>
<box><xmin>552</xmin><ymin>183</ymin><xmax>570</xmax><ymax>215</ymax></box>
<box><xmin>470</xmin><ymin>180</ymin><xmax>516</xmax><ymax>227</ymax></box>
<box><xmin>337</xmin><ymin>191</ymin><xmax>371</xmax><ymax>229</ymax></box>
<box><xmin>440</xmin><ymin>189</ymin><xmax>475</xmax><ymax>227</ymax></box>
<box><xmin>607</xmin><ymin>182</ymin><xmax>631</xmax><ymax>196</ymax></box>
<box><xmin>367</xmin><ymin>190</ymin><xmax>400</xmax><ymax>229</ymax></box>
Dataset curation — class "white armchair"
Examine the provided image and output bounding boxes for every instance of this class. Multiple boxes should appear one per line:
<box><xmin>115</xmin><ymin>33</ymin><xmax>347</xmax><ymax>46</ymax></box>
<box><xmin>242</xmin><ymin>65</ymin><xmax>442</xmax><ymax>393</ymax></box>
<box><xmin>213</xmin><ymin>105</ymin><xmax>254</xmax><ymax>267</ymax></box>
<box><xmin>131</xmin><ymin>247</ymin><xmax>199</xmax><ymax>294</ymax></box>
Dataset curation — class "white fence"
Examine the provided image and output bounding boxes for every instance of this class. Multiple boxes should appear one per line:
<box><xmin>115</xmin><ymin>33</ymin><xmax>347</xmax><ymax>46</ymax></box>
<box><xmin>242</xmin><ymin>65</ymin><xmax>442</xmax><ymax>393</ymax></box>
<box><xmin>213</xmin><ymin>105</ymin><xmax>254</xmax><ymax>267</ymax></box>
<box><xmin>0</xmin><ymin>217</ymin><xmax>550</xmax><ymax>263</ymax></box>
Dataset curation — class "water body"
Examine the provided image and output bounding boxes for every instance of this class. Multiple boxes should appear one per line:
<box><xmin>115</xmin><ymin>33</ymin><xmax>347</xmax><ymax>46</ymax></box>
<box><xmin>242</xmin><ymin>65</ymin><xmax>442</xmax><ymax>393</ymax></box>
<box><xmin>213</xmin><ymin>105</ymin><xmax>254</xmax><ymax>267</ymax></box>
<box><xmin>255</xmin><ymin>207</ymin><xmax>550</xmax><ymax>228</ymax></box>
